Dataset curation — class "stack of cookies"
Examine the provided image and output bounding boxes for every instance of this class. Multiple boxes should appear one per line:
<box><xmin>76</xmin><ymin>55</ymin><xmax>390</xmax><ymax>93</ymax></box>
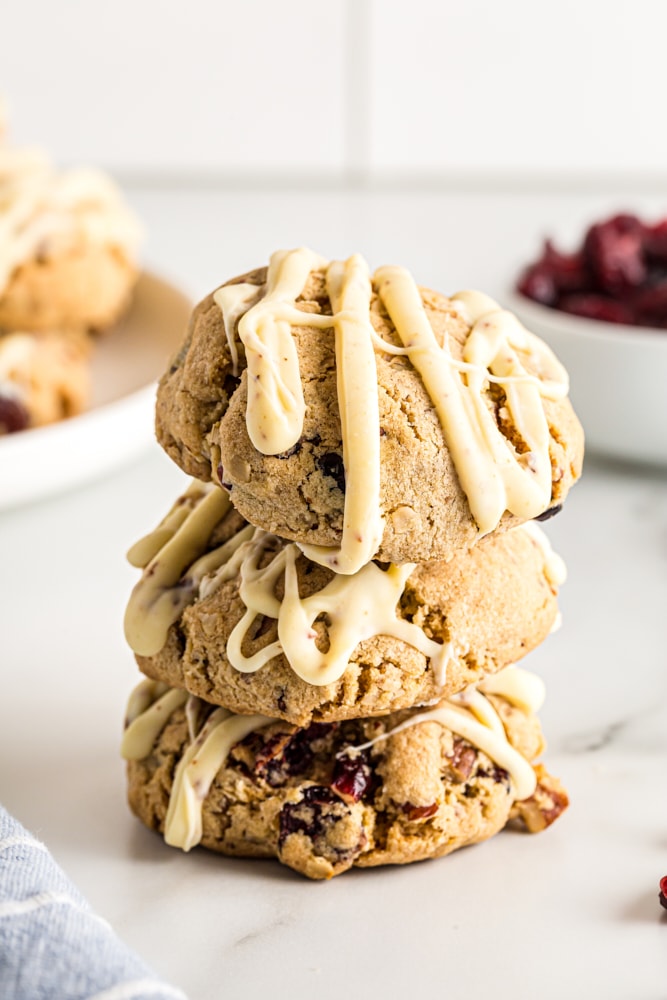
<box><xmin>0</xmin><ymin>102</ymin><xmax>141</xmax><ymax>434</ymax></box>
<box><xmin>121</xmin><ymin>249</ymin><xmax>584</xmax><ymax>879</ymax></box>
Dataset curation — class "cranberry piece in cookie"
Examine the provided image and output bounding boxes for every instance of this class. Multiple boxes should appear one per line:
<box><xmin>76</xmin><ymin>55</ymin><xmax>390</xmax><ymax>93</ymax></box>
<box><xmin>278</xmin><ymin>784</ymin><xmax>368</xmax><ymax>878</ymax></box>
<box><xmin>331</xmin><ymin>751</ymin><xmax>372</xmax><ymax>803</ymax></box>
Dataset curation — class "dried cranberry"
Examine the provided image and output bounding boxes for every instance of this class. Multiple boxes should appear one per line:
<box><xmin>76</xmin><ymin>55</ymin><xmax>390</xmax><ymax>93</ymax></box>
<box><xmin>278</xmin><ymin>785</ymin><xmax>343</xmax><ymax>844</ymax></box>
<box><xmin>331</xmin><ymin>752</ymin><xmax>372</xmax><ymax>803</ymax></box>
<box><xmin>659</xmin><ymin>876</ymin><xmax>667</xmax><ymax>910</ymax></box>
<box><xmin>284</xmin><ymin>723</ymin><xmax>331</xmax><ymax>771</ymax></box>
<box><xmin>644</xmin><ymin>220</ymin><xmax>667</xmax><ymax>265</ymax></box>
<box><xmin>515</xmin><ymin>211</ymin><xmax>667</xmax><ymax>325</ymax></box>
<box><xmin>584</xmin><ymin>218</ymin><xmax>647</xmax><ymax>295</ymax></box>
<box><xmin>251</xmin><ymin>722</ymin><xmax>332</xmax><ymax>787</ymax></box>
<box><xmin>316</xmin><ymin>452</ymin><xmax>346</xmax><ymax>493</ymax></box>
<box><xmin>601</xmin><ymin>213</ymin><xmax>643</xmax><ymax>235</ymax></box>
<box><xmin>0</xmin><ymin>395</ymin><xmax>29</xmax><ymax>434</ymax></box>
<box><xmin>629</xmin><ymin>282</ymin><xmax>667</xmax><ymax>325</ymax></box>
<box><xmin>542</xmin><ymin>240</ymin><xmax>589</xmax><ymax>294</ymax></box>
<box><xmin>516</xmin><ymin>264</ymin><xmax>558</xmax><ymax>307</ymax></box>
<box><xmin>559</xmin><ymin>294</ymin><xmax>634</xmax><ymax>325</ymax></box>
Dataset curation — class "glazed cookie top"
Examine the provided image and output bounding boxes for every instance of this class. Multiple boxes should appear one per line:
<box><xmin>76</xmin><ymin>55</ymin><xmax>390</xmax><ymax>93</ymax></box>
<box><xmin>0</xmin><ymin>140</ymin><xmax>142</xmax><ymax>297</ymax></box>
<box><xmin>157</xmin><ymin>249</ymin><xmax>584</xmax><ymax>568</ymax></box>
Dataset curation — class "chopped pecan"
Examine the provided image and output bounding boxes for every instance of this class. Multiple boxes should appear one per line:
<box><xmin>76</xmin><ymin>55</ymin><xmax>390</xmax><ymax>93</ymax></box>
<box><xmin>446</xmin><ymin>738</ymin><xmax>477</xmax><ymax>782</ymax></box>
<box><xmin>401</xmin><ymin>802</ymin><xmax>438</xmax><ymax>821</ymax></box>
<box><xmin>510</xmin><ymin>764</ymin><xmax>569</xmax><ymax>833</ymax></box>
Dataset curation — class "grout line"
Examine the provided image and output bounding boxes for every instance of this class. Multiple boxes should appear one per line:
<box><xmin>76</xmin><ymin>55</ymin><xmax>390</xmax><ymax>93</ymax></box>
<box><xmin>343</xmin><ymin>0</ymin><xmax>372</xmax><ymax>181</ymax></box>
<box><xmin>112</xmin><ymin>168</ymin><xmax>667</xmax><ymax>197</ymax></box>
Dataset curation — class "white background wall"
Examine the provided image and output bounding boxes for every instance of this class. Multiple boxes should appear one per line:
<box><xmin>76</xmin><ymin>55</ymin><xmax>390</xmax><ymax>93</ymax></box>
<box><xmin>2</xmin><ymin>0</ymin><xmax>667</xmax><ymax>183</ymax></box>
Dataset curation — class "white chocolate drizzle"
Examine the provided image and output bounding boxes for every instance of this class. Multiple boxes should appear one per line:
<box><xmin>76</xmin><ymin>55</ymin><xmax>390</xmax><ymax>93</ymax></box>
<box><xmin>299</xmin><ymin>254</ymin><xmax>384</xmax><ymax>573</ymax></box>
<box><xmin>122</xmin><ymin>663</ymin><xmax>541</xmax><ymax>852</ymax></box>
<box><xmin>226</xmin><ymin>532</ymin><xmax>450</xmax><ymax>686</ymax></box>
<box><xmin>218</xmin><ymin>249</ymin><xmax>384</xmax><ymax>574</ymax></box>
<box><xmin>124</xmin><ymin>484</ymin><xmax>233</xmax><ymax>656</ymax></box>
<box><xmin>126</xmin><ymin>481</ymin><xmax>210</xmax><ymax>569</ymax></box>
<box><xmin>375</xmin><ymin>272</ymin><xmax>567</xmax><ymax>535</ymax></box>
<box><xmin>237</xmin><ymin>247</ymin><xmax>327</xmax><ymax>454</ymax></box>
<box><xmin>213</xmin><ymin>249</ymin><xmax>569</xmax><ymax>568</ymax></box>
<box><xmin>346</xmin><ymin>664</ymin><xmax>541</xmax><ymax>801</ymax></box>
<box><xmin>124</xmin><ymin>484</ymin><xmax>451</xmax><ymax>688</ymax></box>
<box><xmin>520</xmin><ymin>521</ymin><xmax>567</xmax><ymax>589</ymax></box>
<box><xmin>213</xmin><ymin>281</ymin><xmax>264</xmax><ymax>377</ymax></box>
<box><xmin>163</xmin><ymin>709</ymin><xmax>272</xmax><ymax>851</ymax></box>
<box><xmin>121</xmin><ymin>684</ymin><xmax>189</xmax><ymax>761</ymax></box>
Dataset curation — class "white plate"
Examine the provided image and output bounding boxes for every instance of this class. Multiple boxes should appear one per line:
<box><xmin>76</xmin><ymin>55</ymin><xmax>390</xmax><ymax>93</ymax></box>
<box><xmin>0</xmin><ymin>271</ymin><xmax>192</xmax><ymax>509</ymax></box>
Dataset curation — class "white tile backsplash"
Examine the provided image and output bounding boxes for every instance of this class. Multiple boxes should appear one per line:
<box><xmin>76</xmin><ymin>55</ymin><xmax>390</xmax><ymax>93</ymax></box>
<box><xmin>2</xmin><ymin>0</ymin><xmax>667</xmax><ymax>180</ymax></box>
<box><xmin>367</xmin><ymin>0</ymin><xmax>667</xmax><ymax>176</ymax></box>
<box><xmin>1</xmin><ymin>0</ymin><xmax>346</xmax><ymax>174</ymax></box>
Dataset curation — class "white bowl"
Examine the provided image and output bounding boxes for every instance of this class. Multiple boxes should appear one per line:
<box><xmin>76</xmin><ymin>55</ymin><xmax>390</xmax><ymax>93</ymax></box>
<box><xmin>504</xmin><ymin>290</ymin><xmax>667</xmax><ymax>466</ymax></box>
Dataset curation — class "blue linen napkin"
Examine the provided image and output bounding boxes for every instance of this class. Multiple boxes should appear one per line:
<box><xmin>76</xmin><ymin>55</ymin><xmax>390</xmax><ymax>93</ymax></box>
<box><xmin>0</xmin><ymin>805</ymin><xmax>187</xmax><ymax>1000</ymax></box>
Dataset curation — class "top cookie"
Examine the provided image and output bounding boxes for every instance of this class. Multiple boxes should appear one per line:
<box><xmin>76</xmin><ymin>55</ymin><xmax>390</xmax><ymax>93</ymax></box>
<box><xmin>156</xmin><ymin>249</ymin><xmax>584</xmax><ymax>568</ymax></box>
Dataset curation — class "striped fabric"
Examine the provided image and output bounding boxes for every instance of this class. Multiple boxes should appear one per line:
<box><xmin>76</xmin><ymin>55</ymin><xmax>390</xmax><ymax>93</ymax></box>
<box><xmin>0</xmin><ymin>806</ymin><xmax>187</xmax><ymax>1000</ymax></box>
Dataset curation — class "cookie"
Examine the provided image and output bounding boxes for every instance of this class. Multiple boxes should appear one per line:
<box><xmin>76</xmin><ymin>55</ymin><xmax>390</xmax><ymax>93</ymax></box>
<box><xmin>156</xmin><ymin>249</ymin><xmax>584</xmax><ymax>569</ymax></box>
<box><xmin>0</xmin><ymin>145</ymin><xmax>141</xmax><ymax>332</ymax></box>
<box><xmin>122</xmin><ymin>666</ymin><xmax>568</xmax><ymax>880</ymax></box>
<box><xmin>0</xmin><ymin>328</ymin><xmax>90</xmax><ymax>432</ymax></box>
<box><xmin>124</xmin><ymin>483</ymin><xmax>565</xmax><ymax>726</ymax></box>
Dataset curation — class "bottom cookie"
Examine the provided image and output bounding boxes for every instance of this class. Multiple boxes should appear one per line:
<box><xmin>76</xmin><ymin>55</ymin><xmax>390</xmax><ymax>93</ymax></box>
<box><xmin>122</xmin><ymin>665</ymin><xmax>568</xmax><ymax>880</ymax></box>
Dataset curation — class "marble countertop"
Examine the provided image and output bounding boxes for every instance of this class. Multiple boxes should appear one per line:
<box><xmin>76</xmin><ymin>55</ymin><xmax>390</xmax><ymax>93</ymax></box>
<box><xmin>2</xmin><ymin>186</ymin><xmax>667</xmax><ymax>999</ymax></box>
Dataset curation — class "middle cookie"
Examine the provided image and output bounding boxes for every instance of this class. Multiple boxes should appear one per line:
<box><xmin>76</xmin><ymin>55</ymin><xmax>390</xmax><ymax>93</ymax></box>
<box><xmin>125</xmin><ymin>483</ymin><xmax>565</xmax><ymax>727</ymax></box>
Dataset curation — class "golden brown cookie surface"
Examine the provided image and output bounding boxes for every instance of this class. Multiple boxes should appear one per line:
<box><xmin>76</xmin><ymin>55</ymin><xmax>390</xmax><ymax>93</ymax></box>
<box><xmin>126</xmin><ymin>484</ymin><xmax>564</xmax><ymax>726</ymax></box>
<box><xmin>124</xmin><ymin>674</ymin><xmax>567</xmax><ymax>880</ymax></box>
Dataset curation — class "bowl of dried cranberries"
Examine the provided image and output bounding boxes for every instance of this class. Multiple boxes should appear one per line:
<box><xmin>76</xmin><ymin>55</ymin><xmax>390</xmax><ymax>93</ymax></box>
<box><xmin>506</xmin><ymin>212</ymin><xmax>667</xmax><ymax>465</ymax></box>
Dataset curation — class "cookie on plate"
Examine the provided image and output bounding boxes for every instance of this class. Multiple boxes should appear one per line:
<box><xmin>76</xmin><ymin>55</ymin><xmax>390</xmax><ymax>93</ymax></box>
<box><xmin>122</xmin><ymin>666</ymin><xmax>568</xmax><ymax>880</ymax></box>
<box><xmin>124</xmin><ymin>483</ymin><xmax>565</xmax><ymax>726</ymax></box>
<box><xmin>156</xmin><ymin>249</ymin><xmax>584</xmax><ymax>568</ymax></box>
<box><xmin>0</xmin><ymin>145</ymin><xmax>141</xmax><ymax>332</ymax></box>
<box><xmin>0</xmin><ymin>328</ymin><xmax>90</xmax><ymax>433</ymax></box>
